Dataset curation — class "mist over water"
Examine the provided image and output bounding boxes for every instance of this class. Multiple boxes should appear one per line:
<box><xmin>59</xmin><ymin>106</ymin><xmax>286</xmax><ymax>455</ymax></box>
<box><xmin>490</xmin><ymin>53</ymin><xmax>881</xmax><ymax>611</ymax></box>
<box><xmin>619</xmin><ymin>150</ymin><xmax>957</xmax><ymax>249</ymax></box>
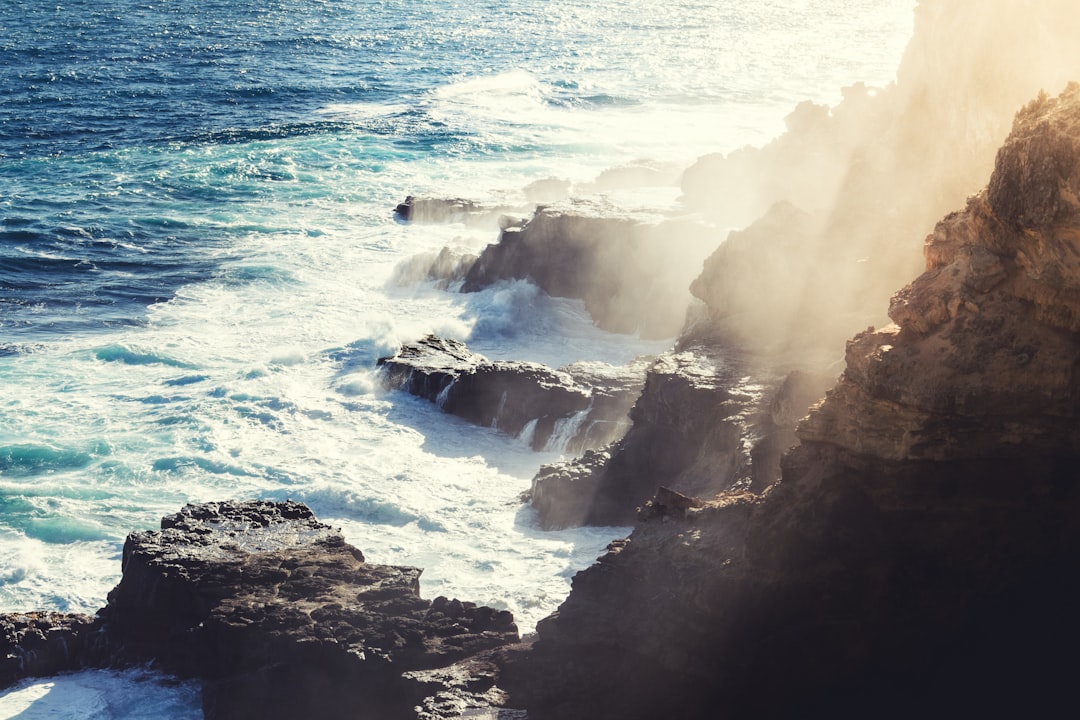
<box><xmin>0</xmin><ymin>0</ymin><xmax>914</xmax><ymax>714</ymax></box>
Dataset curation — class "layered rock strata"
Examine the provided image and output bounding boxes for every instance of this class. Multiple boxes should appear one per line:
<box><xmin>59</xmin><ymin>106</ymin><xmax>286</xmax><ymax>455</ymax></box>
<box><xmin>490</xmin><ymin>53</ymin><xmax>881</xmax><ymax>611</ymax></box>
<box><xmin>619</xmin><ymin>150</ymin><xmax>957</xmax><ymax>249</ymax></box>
<box><xmin>508</xmin><ymin>85</ymin><xmax>1080</xmax><ymax>719</ymax></box>
<box><xmin>461</xmin><ymin>200</ymin><xmax>721</xmax><ymax>339</ymax></box>
<box><xmin>377</xmin><ymin>335</ymin><xmax>649</xmax><ymax>453</ymax></box>
<box><xmin>1</xmin><ymin>501</ymin><xmax>520</xmax><ymax>720</ymax></box>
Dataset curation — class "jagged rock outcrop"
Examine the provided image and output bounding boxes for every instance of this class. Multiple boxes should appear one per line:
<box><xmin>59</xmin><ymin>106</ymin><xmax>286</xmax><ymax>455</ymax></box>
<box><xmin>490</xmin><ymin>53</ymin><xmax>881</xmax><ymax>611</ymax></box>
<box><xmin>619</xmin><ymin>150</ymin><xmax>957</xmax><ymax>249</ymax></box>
<box><xmin>530</xmin><ymin>348</ymin><xmax>833</xmax><ymax>528</ymax></box>
<box><xmin>1</xmin><ymin>501</ymin><xmax>520</xmax><ymax>720</ymax></box>
<box><xmin>461</xmin><ymin>200</ymin><xmax>721</xmax><ymax>339</ymax></box>
<box><xmin>800</xmin><ymin>84</ymin><xmax>1080</xmax><ymax>462</ymax></box>
<box><xmin>681</xmin><ymin>0</ymin><xmax>1080</xmax><ymax>359</ymax></box>
<box><xmin>507</xmin><ymin>85</ymin><xmax>1080</xmax><ymax>719</ymax></box>
<box><xmin>377</xmin><ymin>335</ymin><xmax>648</xmax><ymax>453</ymax></box>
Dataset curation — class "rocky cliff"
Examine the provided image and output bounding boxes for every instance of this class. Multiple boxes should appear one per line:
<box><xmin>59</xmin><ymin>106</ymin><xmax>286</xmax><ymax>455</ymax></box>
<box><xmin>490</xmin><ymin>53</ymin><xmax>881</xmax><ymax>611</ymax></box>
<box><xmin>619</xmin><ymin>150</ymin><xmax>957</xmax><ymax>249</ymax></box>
<box><xmin>682</xmin><ymin>1</ymin><xmax>1080</xmax><ymax>353</ymax></box>
<box><xmin>527</xmin><ymin>0</ymin><xmax>1080</xmax><ymax>530</ymax></box>
<box><xmin>508</xmin><ymin>83</ymin><xmax>1080</xmax><ymax>719</ymax></box>
<box><xmin>528</xmin><ymin>208</ymin><xmax>836</xmax><ymax>529</ymax></box>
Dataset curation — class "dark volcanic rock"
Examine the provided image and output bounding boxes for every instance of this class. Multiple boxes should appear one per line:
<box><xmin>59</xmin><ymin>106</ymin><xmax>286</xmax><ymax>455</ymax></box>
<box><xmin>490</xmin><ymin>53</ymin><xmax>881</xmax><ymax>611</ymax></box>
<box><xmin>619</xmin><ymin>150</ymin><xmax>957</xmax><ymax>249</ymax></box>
<box><xmin>378</xmin><ymin>335</ymin><xmax>647</xmax><ymax>453</ymax></box>
<box><xmin>461</xmin><ymin>201</ymin><xmax>721</xmax><ymax>339</ymax></box>
<box><xmin>1</xmin><ymin>501</ymin><xmax>521</xmax><ymax>719</ymax></box>
<box><xmin>0</xmin><ymin>612</ymin><xmax>100</xmax><ymax>688</ymax></box>
<box><xmin>529</xmin><ymin>351</ymin><xmax>830</xmax><ymax>528</ymax></box>
<box><xmin>507</xmin><ymin>85</ymin><xmax>1080</xmax><ymax>720</ymax></box>
<box><xmin>101</xmin><ymin>500</ymin><xmax>519</xmax><ymax>719</ymax></box>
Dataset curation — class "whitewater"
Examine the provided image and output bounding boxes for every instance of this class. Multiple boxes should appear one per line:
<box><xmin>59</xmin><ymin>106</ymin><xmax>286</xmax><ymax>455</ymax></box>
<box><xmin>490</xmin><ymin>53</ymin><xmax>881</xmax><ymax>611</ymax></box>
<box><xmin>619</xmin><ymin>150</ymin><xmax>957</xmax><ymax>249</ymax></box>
<box><xmin>1</xmin><ymin>0</ymin><xmax>913</xmax><ymax>715</ymax></box>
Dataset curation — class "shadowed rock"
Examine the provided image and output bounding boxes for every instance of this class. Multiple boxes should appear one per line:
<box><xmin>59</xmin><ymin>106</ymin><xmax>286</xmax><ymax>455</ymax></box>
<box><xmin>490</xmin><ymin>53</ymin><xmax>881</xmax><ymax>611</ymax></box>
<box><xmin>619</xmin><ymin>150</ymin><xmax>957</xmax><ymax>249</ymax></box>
<box><xmin>2</xmin><ymin>501</ymin><xmax>521</xmax><ymax>720</ymax></box>
<box><xmin>529</xmin><ymin>350</ymin><xmax>831</xmax><ymax>528</ymax></box>
<box><xmin>0</xmin><ymin>613</ymin><xmax>100</xmax><ymax>688</ymax></box>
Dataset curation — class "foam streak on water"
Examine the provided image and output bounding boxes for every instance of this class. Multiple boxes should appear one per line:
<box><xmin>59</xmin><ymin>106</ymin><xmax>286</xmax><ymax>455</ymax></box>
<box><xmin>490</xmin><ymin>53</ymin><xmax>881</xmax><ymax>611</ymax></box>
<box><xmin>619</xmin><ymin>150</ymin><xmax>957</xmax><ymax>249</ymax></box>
<box><xmin>1</xmin><ymin>0</ymin><xmax>914</xmax><ymax>715</ymax></box>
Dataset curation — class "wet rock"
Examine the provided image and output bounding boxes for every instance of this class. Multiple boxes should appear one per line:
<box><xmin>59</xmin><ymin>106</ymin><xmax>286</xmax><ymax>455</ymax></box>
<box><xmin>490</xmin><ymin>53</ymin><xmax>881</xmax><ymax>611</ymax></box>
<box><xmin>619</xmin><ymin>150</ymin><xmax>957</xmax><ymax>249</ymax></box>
<box><xmin>1</xmin><ymin>501</ymin><xmax>521</xmax><ymax>719</ymax></box>
<box><xmin>0</xmin><ymin>612</ymin><xmax>99</xmax><ymax>689</ymax></box>
<box><xmin>377</xmin><ymin>335</ymin><xmax>647</xmax><ymax>453</ymax></box>
<box><xmin>394</xmin><ymin>196</ymin><xmax>519</xmax><ymax>228</ymax></box>
<box><xmin>461</xmin><ymin>200</ymin><xmax>721</xmax><ymax>339</ymax></box>
<box><xmin>530</xmin><ymin>350</ymin><xmax>827</xmax><ymax>528</ymax></box>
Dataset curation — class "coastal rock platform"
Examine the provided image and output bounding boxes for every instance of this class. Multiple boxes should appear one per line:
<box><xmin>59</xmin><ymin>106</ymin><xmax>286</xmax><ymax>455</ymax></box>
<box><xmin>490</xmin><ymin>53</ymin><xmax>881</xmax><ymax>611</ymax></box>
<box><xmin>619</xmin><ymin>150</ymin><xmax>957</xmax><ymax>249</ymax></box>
<box><xmin>1</xmin><ymin>500</ymin><xmax>521</xmax><ymax>720</ymax></box>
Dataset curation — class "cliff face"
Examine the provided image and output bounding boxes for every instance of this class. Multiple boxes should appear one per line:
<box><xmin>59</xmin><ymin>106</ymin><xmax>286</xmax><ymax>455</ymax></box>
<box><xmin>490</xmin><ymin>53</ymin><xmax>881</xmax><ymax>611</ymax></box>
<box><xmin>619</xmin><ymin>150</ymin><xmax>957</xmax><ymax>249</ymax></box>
<box><xmin>800</xmin><ymin>85</ymin><xmax>1080</xmax><ymax>463</ymax></box>
<box><xmin>510</xmin><ymin>85</ymin><xmax>1080</xmax><ymax>719</ymax></box>
<box><xmin>681</xmin><ymin>0</ymin><xmax>1080</xmax><ymax>359</ymax></box>
<box><xmin>526</xmin><ymin>0</ymin><xmax>1080</xmax><ymax>531</ymax></box>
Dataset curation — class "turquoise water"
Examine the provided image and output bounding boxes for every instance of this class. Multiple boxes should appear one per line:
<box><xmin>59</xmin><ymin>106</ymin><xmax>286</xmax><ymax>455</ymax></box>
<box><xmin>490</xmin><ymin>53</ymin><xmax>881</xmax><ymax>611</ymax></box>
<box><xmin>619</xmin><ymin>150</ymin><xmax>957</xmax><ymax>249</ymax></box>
<box><xmin>0</xmin><ymin>0</ymin><xmax>914</xmax><ymax>714</ymax></box>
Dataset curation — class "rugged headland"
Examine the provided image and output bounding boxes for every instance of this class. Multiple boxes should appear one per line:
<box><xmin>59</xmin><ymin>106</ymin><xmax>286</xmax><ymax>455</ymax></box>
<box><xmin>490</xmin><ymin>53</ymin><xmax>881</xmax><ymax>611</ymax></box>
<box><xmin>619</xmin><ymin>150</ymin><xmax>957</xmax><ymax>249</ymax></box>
<box><xmin>525</xmin><ymin>0</ymin><xmax>1080</xmax><ymax>530</ymax></box>
<box><xmin>505</xmin><ymin>84</ymin><xmax>1080</xmax><ymax>718</ymax></box>
<box><xmin>6</xmin><ymin>2</ymin><xmax>1080</xmax><ymax>718</ymax></box>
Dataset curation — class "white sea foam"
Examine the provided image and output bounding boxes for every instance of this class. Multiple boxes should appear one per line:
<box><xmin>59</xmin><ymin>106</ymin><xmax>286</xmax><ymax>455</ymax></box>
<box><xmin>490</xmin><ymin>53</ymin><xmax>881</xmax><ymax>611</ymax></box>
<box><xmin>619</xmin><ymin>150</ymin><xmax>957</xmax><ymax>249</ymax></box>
<box><xmin>0</xmin><ymin>670</ymin><xmax>201</xmax><ymax>719</ymax></box>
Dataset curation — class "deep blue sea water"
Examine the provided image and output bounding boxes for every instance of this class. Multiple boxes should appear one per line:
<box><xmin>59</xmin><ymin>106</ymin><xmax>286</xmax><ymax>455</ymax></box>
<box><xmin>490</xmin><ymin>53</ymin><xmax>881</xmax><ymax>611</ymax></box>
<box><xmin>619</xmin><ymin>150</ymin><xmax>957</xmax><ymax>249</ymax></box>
<box><xmin>1</xmin><ymin>0</ymin><xmax>914</xmax><ymax>715</ymax></box>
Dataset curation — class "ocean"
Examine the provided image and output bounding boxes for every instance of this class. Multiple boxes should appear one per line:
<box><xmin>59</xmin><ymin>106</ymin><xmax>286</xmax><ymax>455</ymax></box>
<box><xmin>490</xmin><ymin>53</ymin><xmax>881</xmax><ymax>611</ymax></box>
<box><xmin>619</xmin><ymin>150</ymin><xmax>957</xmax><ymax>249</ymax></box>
<box><xmin>0</xmin><ymin>0</ymin><xmax>913</xmax><ymax>715</ymax></box>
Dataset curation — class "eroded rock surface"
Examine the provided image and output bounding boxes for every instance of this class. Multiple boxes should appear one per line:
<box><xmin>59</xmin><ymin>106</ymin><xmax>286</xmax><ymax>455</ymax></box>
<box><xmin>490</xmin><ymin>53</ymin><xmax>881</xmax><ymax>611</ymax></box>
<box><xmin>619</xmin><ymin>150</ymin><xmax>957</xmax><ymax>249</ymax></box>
<box><xmin>801</xmin><ymin>85</ymin><xmax>1080</xmax><ymax>463</ymax></box>
<box><xmin>0</xmin><ymin>612</ymin><xmax>100</xmax><ymax>688</ymax></box>
<box><xmin>1</xmin><ymin>501</ymin><xmax>520</xmax><ymax>720</ymax></box>
<box><xmin>530</xmin><ymin>348</ymin><xmax>833</xmax><ymax>529</ymax></box>
<box><xmin>378</xmin><ymin>335</ymin><xmax>648</xmax><ymax>453</ymax></box>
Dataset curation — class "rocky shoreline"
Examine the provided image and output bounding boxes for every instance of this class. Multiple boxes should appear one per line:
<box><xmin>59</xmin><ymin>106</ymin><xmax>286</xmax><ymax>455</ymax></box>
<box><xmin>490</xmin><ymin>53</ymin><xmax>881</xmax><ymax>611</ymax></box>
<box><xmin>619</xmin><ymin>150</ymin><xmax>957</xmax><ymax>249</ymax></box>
<box><xmin>7</xmin><ymin>3</ymin><xmax>1080</xmax><ymax>718</ymax></box>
